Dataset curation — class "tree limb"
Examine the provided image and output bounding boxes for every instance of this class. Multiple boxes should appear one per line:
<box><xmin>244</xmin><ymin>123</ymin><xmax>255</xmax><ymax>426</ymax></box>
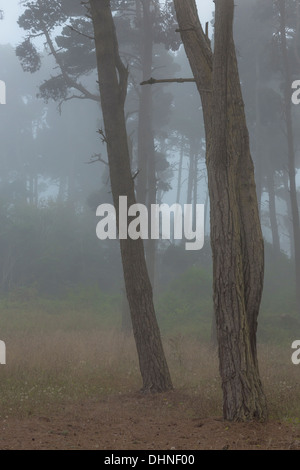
<box><xmin>67</xmin><ymin>24</ymin><xmax>95</xmax><ymax>41</ymax></box>
<box><xmin>141</xmin><ymin>77</ymin><xmax>195</xmax><ymax>85</ymax></box>
<box><xmin>58</xmin><ymin>93</ymin><xmax>93</xmax><ymax>113</ymax></box>
<box><xmin>43</xmin><ymin>27</ymin><xmax>100</xmax><ymax>103</ymax></box>
<box><xmin>140</xmin><ymin>76</ymin><xmax>212</xmax><ymax>93</ymax></box>
<box><xmin>85</xmin><ymin>153</ymin><xmax>108</xmax><ymax>165</ymax></box>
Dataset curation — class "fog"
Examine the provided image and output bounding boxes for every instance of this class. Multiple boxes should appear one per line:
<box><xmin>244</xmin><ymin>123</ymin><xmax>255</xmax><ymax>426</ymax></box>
<box><xmin>0</xmin><ymin>0</ymin><xmax>299</xmax><ymax>451</ymax></box>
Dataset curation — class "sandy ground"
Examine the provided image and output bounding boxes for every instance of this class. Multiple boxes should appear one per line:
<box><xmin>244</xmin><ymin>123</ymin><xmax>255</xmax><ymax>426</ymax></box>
<box><xmin>0</xmin><ymin>391</ymin><xmax>299</xmax><ymax>450</ymax></box>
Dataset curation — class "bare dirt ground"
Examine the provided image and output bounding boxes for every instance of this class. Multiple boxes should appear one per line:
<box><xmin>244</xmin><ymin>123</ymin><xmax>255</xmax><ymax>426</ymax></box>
<box><xmin>0</xmin><ymin>391</ymin><xmax>299</xmax><ymax>450</ymax></box>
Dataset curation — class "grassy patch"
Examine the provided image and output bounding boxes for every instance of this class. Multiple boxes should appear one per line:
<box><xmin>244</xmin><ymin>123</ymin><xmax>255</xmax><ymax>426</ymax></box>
<box><xmin>0</xmin><ymin>305</ymin><xmax>299</xmax><ymax>422</ymax></box>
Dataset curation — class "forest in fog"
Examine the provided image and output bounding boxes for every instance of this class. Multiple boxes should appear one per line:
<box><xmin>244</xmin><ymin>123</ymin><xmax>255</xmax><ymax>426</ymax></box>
<box><xmin>0</xmin><ymin>1</ymin><xmax>298</xmax><ymax>309</ymax></box>
<box><xmin>0</xmin><ymin>0</ymin><xmax>300</xmax><ymax>451</ymax></box>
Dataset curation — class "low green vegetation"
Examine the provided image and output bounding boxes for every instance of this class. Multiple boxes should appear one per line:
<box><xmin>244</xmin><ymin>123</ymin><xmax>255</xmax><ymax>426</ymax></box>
<box><xmin>0</xmin><ymin>234</ymin><xmax>298</xmax><ymax>421</ymax></box>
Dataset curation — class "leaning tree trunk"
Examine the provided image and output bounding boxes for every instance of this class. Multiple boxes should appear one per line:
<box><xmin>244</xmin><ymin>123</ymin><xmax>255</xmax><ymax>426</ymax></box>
<box><xmin>174</xmin><ymin>0</ymin><xmax>268</xmax><ymax>421</ymax></box>
<box><xmin>89</xmin><ymin>0</ymin><xmax>172</xmax><ymax>393</ymax></box>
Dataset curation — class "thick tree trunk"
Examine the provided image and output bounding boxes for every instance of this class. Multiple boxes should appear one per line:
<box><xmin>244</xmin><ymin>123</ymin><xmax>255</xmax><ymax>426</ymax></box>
<box><xmin>174</xmin><ymin>0</ymin><xmax>267</xmax><ymax>421</ymax></box>
<box><xmin>121</xmin><ymin>286</ymin><xmax>132</xmax><ymax>335</ymax></box>
<box><xmin>89</xmin><ymin>0</ymin><xmax>172</xmax><ymax>393</ymax></box>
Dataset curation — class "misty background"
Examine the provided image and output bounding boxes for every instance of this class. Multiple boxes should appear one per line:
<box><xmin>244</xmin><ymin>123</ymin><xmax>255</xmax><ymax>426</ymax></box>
<box><xmin>0</xmin><ymin>0</ymin><xmax>299</xmax><ymax>342</ymax></box>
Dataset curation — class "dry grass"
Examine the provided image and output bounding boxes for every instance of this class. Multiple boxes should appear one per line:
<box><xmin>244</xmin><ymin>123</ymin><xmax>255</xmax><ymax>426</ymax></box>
<box><xmin>0</xmin><ymin>307</ymin><xmax>300</xmax><ymax>423</ymax></box>
<box><xmin>0</xmin><ymin>329</ymin><xmax>141</xmax><ymax>418</ymax></box>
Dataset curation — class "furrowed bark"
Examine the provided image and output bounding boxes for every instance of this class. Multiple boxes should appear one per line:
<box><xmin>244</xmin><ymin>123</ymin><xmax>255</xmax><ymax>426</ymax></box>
<box><xmin>174</xmin><ymin>0</ymin><xmax>267</xmax><ymax>420</ymax></box>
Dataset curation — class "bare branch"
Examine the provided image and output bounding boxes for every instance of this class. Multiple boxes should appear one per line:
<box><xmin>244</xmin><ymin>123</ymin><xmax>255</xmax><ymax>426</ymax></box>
<box><xmin>28</xmin><ymin>32</ymin><xmax>45</xmax><ymax>39</ymax></box>
<box><xmin>132</xmin><ymin>169</ymin><xmax>140</xmax><ymax>180</ymax></box>
<box><xmin>140</xmin><ymin>77</ymin><xmax>212</xmax><ymax>93</ymax></box>
<box><xmin>67</xmin><ymin>24</ymin><xmax>95</xmax><ymax>41</ymax></box>
<box><xmin>85</xmin><ymin>153</ymin><xmax>108</xmax><ymax>166</ymax></box>
<box><xmin>58</xmin><ymin>93</ymin><xmax>91</xmax><ymax>113</ymax></box>
<box><xmin>97</xmin><ymin>128</ymin><xmax>108</xmax><ymax>144</ymax></box>
<box><xmin>141</xmin><ymin>77</ymin><xmax>196</xmax><ymax>86</ymax></box>
<box><xmin>42</xmin><ymin>27</ymin><xmax>100</xmax><ymax>103</ymax></box>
